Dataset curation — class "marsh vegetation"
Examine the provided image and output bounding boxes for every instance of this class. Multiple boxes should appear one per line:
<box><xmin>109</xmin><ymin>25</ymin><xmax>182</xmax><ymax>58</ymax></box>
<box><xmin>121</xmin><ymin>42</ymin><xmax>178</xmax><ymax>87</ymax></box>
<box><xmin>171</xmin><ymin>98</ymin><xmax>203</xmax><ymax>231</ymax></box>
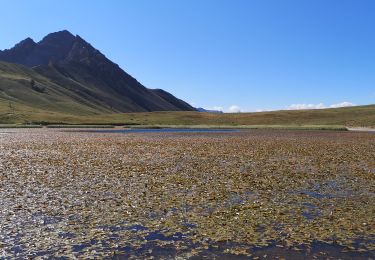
<box><xmin>0</xmin><ymin>129</ymin><xmax>374</xmax><ymax>258</ymax></box>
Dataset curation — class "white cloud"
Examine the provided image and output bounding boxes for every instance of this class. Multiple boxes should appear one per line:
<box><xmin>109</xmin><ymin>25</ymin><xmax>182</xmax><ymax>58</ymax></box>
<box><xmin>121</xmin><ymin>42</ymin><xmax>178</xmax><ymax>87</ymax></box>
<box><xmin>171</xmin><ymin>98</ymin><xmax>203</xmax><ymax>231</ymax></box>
<box><xmin>287</xmin><ymin>103</ymin><xmax>325</xmax><ymax>110</ymax></box>
<box><xmin>202</xmin><ymin>101</ymin><xmax>355</xmax><ymax>113</ymax></box>
<box><xmin>255</xmin><ymin>108</ymin><xmax>273</xmax><ymax>112</ymax></box>
<box><xmin>203</xmin><ymin>105</ymin><xmax>240</xmax><ymax>113</ymax></box>
<box><xmin>228</xmin><ymin>105</ymin><xmax>241</xmax><ymax>113</ymax></box>
<box><xmin>329</xmin><ymin>101</ymin><xmax>355</xmax><ymax>108</ymax></box>
<box><xmin>211</xmin><ymin>106</ymin><xmax>224</xmax><ymax>111</ymax></box>
<box><xmin>286</xmin><ymin>101</ymin><xmax>355</xmax><ymax>110</ymax></box>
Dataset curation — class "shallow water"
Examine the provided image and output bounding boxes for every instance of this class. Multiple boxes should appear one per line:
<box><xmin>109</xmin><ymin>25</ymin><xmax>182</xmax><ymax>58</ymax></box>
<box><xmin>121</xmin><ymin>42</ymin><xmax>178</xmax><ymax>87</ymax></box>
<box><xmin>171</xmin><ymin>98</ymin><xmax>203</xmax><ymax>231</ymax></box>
<box><xmin>78</xmin><ymin>128</ymin><xmax>240</xmax><ymax>133</ymax></box>
<box><xmin>1</xmin><ymin>129</ymin><xmax>374</xmax><ymax>259</ymax></box>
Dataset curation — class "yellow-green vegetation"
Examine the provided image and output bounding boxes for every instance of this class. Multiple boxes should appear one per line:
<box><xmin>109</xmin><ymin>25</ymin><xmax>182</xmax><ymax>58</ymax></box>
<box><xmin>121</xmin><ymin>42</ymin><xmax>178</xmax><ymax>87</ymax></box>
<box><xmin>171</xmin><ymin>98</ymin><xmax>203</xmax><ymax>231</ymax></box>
<box><xmin>125</xmin><ymin>124</ymin><xmax>348</xmax><ymax>131</ymax></box>
<box><xmin>1</xmin><ymin>96</ymin><xmax>374</xmax><ymax>127</ymax></box>
<box><xmin>46</xmin><ymin>125</ymin><xmax>115</xmax><ymax>128</ymax></box>
<box><xmin>0</xmin><ymin>129</ymin><xmax>374</xmax><ymax>258</ymax></box>
<box><xmin>0</xmin><ymin>124</ymin><xmax>42</xmax><ymax>128</ymax></box>
<box><xmin>102</xmin><ymin>105</ymin><xmax>374</xmax><ymax>127</ymax></box>
<box><xmin>0</xmin><ymin>62</ymin><xmax>112</xmax><ymax>124</ymax></box>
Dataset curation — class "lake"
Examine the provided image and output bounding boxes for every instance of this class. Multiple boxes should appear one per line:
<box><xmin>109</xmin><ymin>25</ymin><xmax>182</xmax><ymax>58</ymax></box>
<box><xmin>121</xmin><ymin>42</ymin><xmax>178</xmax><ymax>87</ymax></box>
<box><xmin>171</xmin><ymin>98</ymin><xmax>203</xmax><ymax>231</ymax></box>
<box><xmin>81</xmin><ymin>128</ymin><xmax>240</xmax><ymax>133</ymax></box>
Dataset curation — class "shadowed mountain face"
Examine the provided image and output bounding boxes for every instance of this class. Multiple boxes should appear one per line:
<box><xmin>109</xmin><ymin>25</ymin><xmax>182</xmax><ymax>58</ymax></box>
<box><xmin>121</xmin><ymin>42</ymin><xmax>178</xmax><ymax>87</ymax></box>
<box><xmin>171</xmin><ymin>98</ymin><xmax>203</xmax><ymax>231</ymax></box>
<box><xmin>0</xmin><ymin>30</ymin><xmax>195</xmax><ymax>112</ymax></box>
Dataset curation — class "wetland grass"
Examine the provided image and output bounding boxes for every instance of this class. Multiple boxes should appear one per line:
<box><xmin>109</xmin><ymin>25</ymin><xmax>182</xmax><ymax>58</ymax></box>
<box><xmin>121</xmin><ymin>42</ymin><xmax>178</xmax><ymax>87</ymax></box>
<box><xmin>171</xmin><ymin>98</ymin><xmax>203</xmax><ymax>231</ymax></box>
<box><xmin>0</xmin><ymin>129</ymin><xmax>374</xmax><ymax>258</ymax></box>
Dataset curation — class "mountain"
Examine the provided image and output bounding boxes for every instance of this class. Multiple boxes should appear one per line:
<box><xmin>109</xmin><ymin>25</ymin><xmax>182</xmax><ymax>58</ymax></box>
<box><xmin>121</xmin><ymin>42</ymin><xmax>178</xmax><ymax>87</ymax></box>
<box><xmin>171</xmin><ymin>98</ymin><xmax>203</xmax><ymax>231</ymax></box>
<box><xmin>197</xmin><ymin>107</ymin><xmax>223</xmax><ymax>113</ymax></box>
<box><xmin>0</xmin><ymin>30</ymin><xmax>195</xmax><ymax>115</ymax></box>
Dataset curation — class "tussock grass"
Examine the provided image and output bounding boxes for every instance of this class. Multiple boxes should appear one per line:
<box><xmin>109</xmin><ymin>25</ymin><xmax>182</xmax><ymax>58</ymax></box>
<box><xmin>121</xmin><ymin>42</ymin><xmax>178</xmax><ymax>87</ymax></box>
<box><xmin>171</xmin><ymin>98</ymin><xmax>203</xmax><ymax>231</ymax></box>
<box><xmin>0</xmin><ymin>124</ymin><xmax>42</xmax><ymax>128</ymax></box>
<box><xmin>125</xmin><ymin>124</ymin><xmax>348</xmax><ymax>131</ymax></box>
<box><xmin>46</xmin><ymin>125</ymin><xmax>115</xmax><ymax>128</ymax></box>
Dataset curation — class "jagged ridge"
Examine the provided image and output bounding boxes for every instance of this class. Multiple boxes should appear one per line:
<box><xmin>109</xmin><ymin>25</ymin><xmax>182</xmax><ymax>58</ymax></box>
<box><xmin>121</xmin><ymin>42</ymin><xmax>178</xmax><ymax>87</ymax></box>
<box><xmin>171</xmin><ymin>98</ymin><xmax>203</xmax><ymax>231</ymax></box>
<box><xmin>0</xmin><ymin>30</ymin><xmax>195</xmax><ymax>113</ymax></box>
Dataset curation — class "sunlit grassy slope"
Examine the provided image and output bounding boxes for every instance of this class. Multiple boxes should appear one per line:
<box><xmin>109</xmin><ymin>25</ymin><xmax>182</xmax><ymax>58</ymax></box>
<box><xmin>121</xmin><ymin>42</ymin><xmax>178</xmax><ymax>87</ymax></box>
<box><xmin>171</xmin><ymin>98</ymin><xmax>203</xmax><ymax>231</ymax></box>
<box><xmin>98</xmin><ymin>105</ymin><xmax>375</xmax><ymax>127</ymax></box>
<box><xmin>0</xmin><ymin>61</ymin><xmax>112</xmax><ymax>124</ymax></box>
<box><xmin>1</xmin><ymin>100</ymin><xmax>374</xmax><ymax>127</ymax></box>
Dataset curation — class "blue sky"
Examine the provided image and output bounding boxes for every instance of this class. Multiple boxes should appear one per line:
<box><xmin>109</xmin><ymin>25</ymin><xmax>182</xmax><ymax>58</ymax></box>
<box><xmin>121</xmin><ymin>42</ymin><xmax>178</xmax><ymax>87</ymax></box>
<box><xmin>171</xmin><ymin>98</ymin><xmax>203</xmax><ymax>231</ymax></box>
<box><xmin>1</xmin><ymin>0</ymin><xmax>374</xmax><ymax>112</ymax></box>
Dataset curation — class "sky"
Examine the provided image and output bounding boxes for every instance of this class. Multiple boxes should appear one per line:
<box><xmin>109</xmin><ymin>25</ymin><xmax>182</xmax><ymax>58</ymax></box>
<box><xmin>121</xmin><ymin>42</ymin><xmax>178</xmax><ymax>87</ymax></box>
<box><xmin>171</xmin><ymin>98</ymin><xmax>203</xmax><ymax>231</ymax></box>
<box><xmin>1</xmin><ymin>0</ymin><xmax>374</xmax><ymax>112</ymax></box>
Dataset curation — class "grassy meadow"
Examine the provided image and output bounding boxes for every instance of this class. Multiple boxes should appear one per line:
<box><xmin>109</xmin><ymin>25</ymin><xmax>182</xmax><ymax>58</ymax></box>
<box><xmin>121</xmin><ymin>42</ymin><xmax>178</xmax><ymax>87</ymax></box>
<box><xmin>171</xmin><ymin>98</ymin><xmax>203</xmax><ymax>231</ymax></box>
<box><xmin>0</xmin><ymin>99</ymin><xmax>374</xmax><ymax>128</ymax></box>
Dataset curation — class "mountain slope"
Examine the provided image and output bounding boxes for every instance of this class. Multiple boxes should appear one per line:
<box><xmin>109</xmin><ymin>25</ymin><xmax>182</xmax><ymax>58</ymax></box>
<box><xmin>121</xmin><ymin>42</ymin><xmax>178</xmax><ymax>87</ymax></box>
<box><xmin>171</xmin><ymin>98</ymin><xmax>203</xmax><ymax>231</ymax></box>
<box><xmin>0</xmin><ymin>61</ymin><xmax>114</xmax><ymax>123</ymax></box>
<box><xmin>0</xmin><ymin>30</ymin><xmax>195</xmax><ymax>113</ymax></box>
<box><xmin>1</xmin><ymin>73</ymin><xmax>374</xmax><ymax>128</ymax></box>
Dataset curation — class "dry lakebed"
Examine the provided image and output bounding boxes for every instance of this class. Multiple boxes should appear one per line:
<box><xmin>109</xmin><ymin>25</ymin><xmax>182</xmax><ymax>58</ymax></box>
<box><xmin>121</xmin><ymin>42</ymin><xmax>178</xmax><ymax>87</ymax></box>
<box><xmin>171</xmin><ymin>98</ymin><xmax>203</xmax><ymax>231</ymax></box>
<box><xmin>0</xmin><ymin>128</ymin><xmax>374</xmax><ymax>259</ymax></box>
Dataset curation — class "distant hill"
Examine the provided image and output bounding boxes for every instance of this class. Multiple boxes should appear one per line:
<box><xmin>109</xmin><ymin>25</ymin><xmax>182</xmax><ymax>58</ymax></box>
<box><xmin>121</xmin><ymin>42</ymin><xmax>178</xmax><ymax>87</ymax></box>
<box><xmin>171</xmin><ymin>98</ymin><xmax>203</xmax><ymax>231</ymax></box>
<box><xmin>197</xmin><ymin>107</ymin><xmax>223</xmax><ymax>113</ymax></box>
<box><xmin>80</xmin><ymin>104</ymin><xmax>375</xmax><ymax>127</ymax></box>
<box><xmin>1</xmin><ymin>90</ymin><xmax>374</xmax><ymax>127</ymax></box>
<box><xmin>0</xmin><ymin>30</ymin><xmax>195</xmax><ymax>114</ymax></box>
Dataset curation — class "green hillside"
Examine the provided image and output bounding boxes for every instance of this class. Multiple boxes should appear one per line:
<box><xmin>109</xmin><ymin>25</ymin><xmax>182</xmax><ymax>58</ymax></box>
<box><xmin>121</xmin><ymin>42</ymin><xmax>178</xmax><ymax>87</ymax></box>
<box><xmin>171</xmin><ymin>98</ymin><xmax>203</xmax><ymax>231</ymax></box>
<box><xmin>0</xmin><ymin>60</ymin><xmax>190</xmax><ymax>124</ymax></box>
<box><xmin>0</xmin><ymin>61</ymin><xmax>112</xmax><ymax>123</ymax></box>
<box><xmin>73</xmin><ymin>104</ymin><xmax>375</xmax><ymax>127</ymax></box>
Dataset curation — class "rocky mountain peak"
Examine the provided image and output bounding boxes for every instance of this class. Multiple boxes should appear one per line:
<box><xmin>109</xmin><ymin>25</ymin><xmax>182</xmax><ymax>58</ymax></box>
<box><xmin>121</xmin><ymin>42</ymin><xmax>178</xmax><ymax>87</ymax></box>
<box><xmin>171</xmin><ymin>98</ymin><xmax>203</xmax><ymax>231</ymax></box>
<box><xmin>40</xmin><ymin>30</ymin><xmax>74</xmax><ymax>41</ymax></box>
<box><xmin>0</xmin><ymin>30</ymin><xmax>196</xmax><ymax>112</ymax></box>
<box><xmin>0</xmin><ymin>30</ymin><xmax>106</xmax><ymax>67</ymax></box>
<box><xmin>38</xmin><ymin>30</ymin><xmax>76</xmax><ymax>48</ymax></box>
<box><xmin>15</xmin><ymin>37</ymin><xmax>36</xmax><ymax>48</ymax></box>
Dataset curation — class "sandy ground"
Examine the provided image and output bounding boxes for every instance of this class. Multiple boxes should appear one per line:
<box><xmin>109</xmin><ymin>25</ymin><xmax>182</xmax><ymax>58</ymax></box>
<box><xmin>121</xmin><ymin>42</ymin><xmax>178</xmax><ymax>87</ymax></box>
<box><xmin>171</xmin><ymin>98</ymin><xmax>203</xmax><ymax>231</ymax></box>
<box><xmin>348</xmin><ymin>127</ymin><xmax>375</xmax><ymax>132</ymax></box>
